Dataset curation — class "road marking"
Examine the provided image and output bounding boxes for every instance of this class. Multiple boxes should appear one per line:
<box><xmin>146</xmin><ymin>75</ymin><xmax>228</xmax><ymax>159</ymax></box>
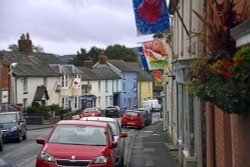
<box><xmin>17</xmin><ymin>155</ymin><xmax>37</xmax><ymax>167</ymax></box>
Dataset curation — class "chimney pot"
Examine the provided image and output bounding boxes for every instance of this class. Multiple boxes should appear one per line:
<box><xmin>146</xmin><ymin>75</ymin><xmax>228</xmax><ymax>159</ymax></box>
<box><xmin>84</xmin><ymin>60</ymin><xmax>93</xmax><ymax>68</ymax></box>
<box><xmin>99</xmin><ymin>53</ymin><xmax>108</xmax><ymax>64</ymax></box>
<box><xmin>18</xmin><ymin>33</ymin><xmax>33</xmax><ymax>55</ymax></box>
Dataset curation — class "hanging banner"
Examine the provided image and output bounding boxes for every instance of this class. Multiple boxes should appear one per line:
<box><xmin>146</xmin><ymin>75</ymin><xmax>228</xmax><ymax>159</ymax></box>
<box><xmin>153</xmin><ymin>70</ymin><xmax>163</xmax><ymax>86</ymax></box>
<box><xmin>132</xmin><ymin>0</ymin><xmax>170</xmax><ymax>35</ymax></box>
<box><xmin>136</xmin><ymin>46</ymin><xmax>149</xmax><ymax>70</ymax></box>
<box><xmin>142</xmin><ymin>40</ymin><xmax>168</xmax><ymax>70</ymax></box>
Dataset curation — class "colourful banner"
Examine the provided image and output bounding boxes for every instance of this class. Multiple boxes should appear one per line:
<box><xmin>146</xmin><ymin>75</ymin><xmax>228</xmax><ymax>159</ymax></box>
<box><xmin>136</xmin><ymin>46</ymin><xmax>149</xmax><ymax>70</ymax></box>
<box><xmin>142</xmin><ymin>40</ymin><xmax>168</xmax><ymax>70</ymax></box>
<box><xmin>153</xmin><ymin>70</ymin><xmax>163</xmax><ymax>86</ymax></box>
<box><xmin>133</xmin><ymin>0</ymin><xmax>170</xmax><ymax>35</ymax></box>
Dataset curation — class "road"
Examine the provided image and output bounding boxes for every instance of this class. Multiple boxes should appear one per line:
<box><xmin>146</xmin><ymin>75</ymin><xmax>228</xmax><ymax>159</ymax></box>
<box><xmin>0</xmin><ymin>112</ymin><xmax>161</xmax><ymax>167</ymax></box>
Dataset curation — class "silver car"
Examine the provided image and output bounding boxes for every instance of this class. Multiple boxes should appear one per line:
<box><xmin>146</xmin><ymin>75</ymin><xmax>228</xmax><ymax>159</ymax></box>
<box><xmin>80</xmin><ymin>117</ymin><xmax>127</xmax><ymax>167</ymax></box>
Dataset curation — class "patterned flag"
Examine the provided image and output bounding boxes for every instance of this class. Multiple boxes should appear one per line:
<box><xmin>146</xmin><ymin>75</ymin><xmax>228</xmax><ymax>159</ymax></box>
<box><xmin>142</xmin><ymin>40</ymin><xmax>168</xmax><ymax>70</ymax></box>
<box><xmin>153</xmin><ymin>70</ymin><xmax>163</xmax><ymax>86</ymax></box>
<box><xmin>133</xmin><ymin>0</ymin><xmax>170</xmax><ymax>35</ymax></box>
<box><xmin>136</xmin><ymin>46</ymin><xmax>149</xmax><ymax>70</ymax></box>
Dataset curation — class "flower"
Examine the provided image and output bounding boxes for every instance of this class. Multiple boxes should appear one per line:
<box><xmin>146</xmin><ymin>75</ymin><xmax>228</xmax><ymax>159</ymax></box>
<box><xmin>223</xmin><ymin>60</ymin><xmax>231</xmax><ymax>67</ymax></box>
<box><xmin>224</xmin><ymin>71</ymin><xmax>231</xmax><ymax>77</ymax></box>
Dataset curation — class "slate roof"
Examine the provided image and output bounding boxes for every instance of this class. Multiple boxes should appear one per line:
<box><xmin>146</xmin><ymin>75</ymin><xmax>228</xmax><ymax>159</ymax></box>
<box><xmin>78</xmin><ymin>66</ymin><xmax>121</xmax><ymax>81</ymax></box>
<box><xmin>2</xmin><ymin>51</ymin><xmax>63</xmax><ymax>77</ymax></box>
<box><xmin>108</xmin><ymin>59</ymin><xmax>138</xmax><ymax>72</ymax></box>
<box><xmin>50</xmin><ymin>64</ymin><xmax>81</xmax><ymax>75</ymax></box>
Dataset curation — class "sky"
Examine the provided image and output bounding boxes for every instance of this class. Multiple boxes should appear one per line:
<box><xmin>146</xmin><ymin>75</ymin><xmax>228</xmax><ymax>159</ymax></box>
<box><xmin>0</xmin><ymin>0</ymin><xmax>156</xmax><ymax>56</ymax></box>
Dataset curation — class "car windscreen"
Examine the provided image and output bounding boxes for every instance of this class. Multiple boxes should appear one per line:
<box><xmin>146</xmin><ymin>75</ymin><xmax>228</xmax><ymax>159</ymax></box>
<box><xmin>126</xmin><ymin>112</ymin><xmax>139</xmax><ymax>117</ymax></box>
<box><xmin>0</xmin><ymin>113</ymin><xmax>16</xmax><ymax>123</ymax></box>
<box><xmin>49</xmin><ymin>125</ymin><xmax>107</xmax><ymax>146</ymax></box>
<box><xmin>83</xmin><ymin>108</ymin><xmax>96</xmax><ymax>112</ymax></box>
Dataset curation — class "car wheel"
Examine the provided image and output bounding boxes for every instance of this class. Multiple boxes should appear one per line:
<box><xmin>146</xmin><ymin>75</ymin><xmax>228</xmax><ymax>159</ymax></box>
<box><xmin>0</xmin><ymin>139</ymin><xmax>3</xmax><ymax>151</ymax></box>
<box><xmin>16</xmin><ymin>132</ymin><xmax>22</xmax><ymax>143</ymax></box>
<box><xmin>22</xmin><ymin>133</ymin><xmax>27</xmax><ymax>140</ymax></box>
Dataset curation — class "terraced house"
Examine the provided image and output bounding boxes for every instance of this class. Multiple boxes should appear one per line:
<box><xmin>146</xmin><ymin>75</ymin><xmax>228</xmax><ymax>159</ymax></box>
<box><xmin>0</xmin><ymin>34</ymin><xmax>81</xmax><ymax>111</ymax></box>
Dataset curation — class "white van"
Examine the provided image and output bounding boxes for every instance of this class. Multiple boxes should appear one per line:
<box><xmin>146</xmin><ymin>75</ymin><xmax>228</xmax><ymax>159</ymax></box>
<box><xmin>141</xmin><ymin>99</ymin><xmax>161</xmax><ymax>112</ymax></box>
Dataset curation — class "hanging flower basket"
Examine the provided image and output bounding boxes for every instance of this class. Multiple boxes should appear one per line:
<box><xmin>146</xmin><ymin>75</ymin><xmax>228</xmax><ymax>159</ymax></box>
<box><xmin>191</xmin><ymin>48</ymin><xmax>250</xmax><ymax>114</ymax></box>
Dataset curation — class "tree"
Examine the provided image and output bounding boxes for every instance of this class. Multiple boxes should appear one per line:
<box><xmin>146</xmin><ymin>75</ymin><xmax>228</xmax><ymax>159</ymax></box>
<box><xmin>87</xmin><ymin>46</ymin><xmax>104</xmax><ymax>63</ymax></box>
<box><xmin>104</xmin><ymin>44</ymin><xmax>138</xmax><ymax>62</ymax></box>
<box><xmin>8</xmin><ymin>44</ymin><xmax>44</xmax><ymax>53</ymax></box>
<box><xmin>68</xmin><ymin>48</ymin><xmax>88</xmax><ymax>66</ymax></box>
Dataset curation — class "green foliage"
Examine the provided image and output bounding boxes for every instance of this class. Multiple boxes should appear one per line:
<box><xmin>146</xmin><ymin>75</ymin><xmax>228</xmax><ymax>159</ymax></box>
<box><xmin>191</xmin><ymin>48</ymin><xmax>250</xmax><ymax>114</ymax></box>
<box><xmin>87</xmin><ymin>46</ymin><xmax>104</xmax><ymax>63</ymax></box>
<box><xmin>104</xmin><ymin>44</ymin><xmax>137</xmax><ymax>62</ymax></box>
<box><xmin>31</xmin><ymin>101</ymin><xmax>40</xmax><ymax>108</ymax></box>
<box><xmin>49</xmin><ymin>104</ymin><xmax>62</xmax><ymax>112</ymax></box>
<box><xmin>8</xmin><ymin>44</ymin><xmax>44</xmax><ymax>53</ymax></box>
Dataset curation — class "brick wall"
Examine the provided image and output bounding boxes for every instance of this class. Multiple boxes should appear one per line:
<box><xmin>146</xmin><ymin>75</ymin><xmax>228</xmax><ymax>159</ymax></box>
<box><xmin>214</xmin><ymin>107</ymin><xmax>232</xmax><ymax>167</ymax></box>
<box><xmin>233</xmin><ymin>114</ymin><xmax>250</xmax><ymax>167</ymax></box>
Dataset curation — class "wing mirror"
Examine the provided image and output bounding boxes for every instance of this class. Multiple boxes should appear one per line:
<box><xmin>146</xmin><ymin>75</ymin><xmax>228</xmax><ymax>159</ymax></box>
<box><xmin>120</xmin><ymin>132</ymin><xmax>128</xmax><ymax>138</ymax></box>
<box><xmin>36</xmin><ymin>137</ymin><xmax>46</xmax><ymax>145</ymax></box>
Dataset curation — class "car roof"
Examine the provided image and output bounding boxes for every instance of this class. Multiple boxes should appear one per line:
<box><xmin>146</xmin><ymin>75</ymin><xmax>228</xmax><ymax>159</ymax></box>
<box><xmin>126</xmin><ymin>110</ymin><xmax>140</xmax><ymax>113</ymax></box>
<box><xmin>80</xmin><ymin>117</ymin><xmax>116</xmax><ymax>123</ymax></box>
<box><xmin>56</xmin><ymin>120</ymin><xmax>108</xmax><ymax>127</ymax></box>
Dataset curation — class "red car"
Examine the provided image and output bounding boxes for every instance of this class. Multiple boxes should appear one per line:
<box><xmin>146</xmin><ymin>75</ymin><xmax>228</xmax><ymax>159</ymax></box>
<box><xmin>121</xmin><ymin>110</ymin><xmax>145</xmax><ymax>129</ymax></box>
<box><xmin>79</xmin><ymin>107</ymin><xmax>102</xmax><ymax>118</ymax></box>
<box><xmin>35</xmin><ymin>120</ymin><xmax>118</xmax><ymax>167</ymax></box>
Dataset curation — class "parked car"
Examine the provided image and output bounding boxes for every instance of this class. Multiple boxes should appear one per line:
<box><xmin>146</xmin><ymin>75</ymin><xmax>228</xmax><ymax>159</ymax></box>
<box><xmin>121</xmin><ymin>110</ymin><xmax>145</xmax><ymax>129</ymax></box>
<box><xmin>135</xmin><ymin>108</ymin><xmax>152</xmax><ymax>126</ymax></box>
<box><xmin>79</xmin><ymin>107</ymin><xmax>102</xmax><ymax>118</ymax></box>
<box><xmin>141</xmin><ymin>99</ymin><xmax>161</xmax><ymax>112</ymax></box>
<box><xmin>0</xmin><ymin>111</ymin><xmax>27</xmax><ymax>142</ymax></box>
<box><xmin>35</xmin><ymin>120</ymin><xmax>118</xmax><ymax>167</ymax></box>
<box><xmin>105</xmin><ymin>106</ymin><xmax>121</xmax><ymax>118</ymax></box>
<box><xmin>0</xmin><ymin>131</ymin><xmax>3</xmax><ymax>151</ymax></box>
<box><xmin>80</xmin><ymin>117</ymin><xmax>128</xmax><ymax>167</ymax></box>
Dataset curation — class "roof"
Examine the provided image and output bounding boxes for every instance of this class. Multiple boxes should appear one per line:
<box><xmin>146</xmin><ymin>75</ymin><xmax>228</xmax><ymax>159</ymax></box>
<box><xmin>2</xmin><ymin>51</ymin><xmax>63</xmax><ymax>77</ymax></box>
<box><xmin>33</xmin><ymin>85</ymin><xmax>49</xmax><ymax>101</ymax></box>
<box><xmin>78</xmin><ymin>66</ymin><xmax>121</xmax><ymax>80</ymax></box>
<box><xmin>108</xmin><ymin>59</ymin><xmax>138</xmax><ymax>72</ymax></box>
<box><xmin>56</xmin><ymin>120</ymin><xmax>108</xmax><ymax>127</ymax></box>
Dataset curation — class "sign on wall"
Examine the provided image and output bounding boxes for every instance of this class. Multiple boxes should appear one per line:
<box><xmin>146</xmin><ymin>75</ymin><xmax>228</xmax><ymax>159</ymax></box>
<box><xmin>2</xmin><ymin>91</ymin><xmax>8</xmax><ymax>103</ymax></box>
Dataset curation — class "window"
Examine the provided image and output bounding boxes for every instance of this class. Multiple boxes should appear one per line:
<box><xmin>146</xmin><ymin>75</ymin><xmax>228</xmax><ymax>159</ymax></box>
<box><xmin>116</xmin><ymin>80</ymin><xmax>119</xmax><ymax>91</ymax></box>
<box><xmin>134</xmin><ymin>97</ymin><xmax>137</xmax><ymax>106</ymax></box>
<box><xmin>105</xmin><ymin>96</ymin><xmax>108</xmax><ymax>106</ymax></box>
<box><xmin>133</xmin><ymin>81</ymin><xmax>137</xmax><ymax>88</ymax></box>
<box><xmin>43</xmin><ymin>77</ymin><xmax>47</xmax><ymax>87</ymax></box>
<box><xmin>123</xmin><ymin>82</ymin><xmax>126</xmax><ymax>91</ymax></box>
<box><xmin>61</xmin><ymin>97</ymin><xmax>68</xmax><ymax>109</ymax></box>
<box><xmin>74</xmin><ymin>96</ymin><xmax>80</xmax><ymax>109</ymax></box>
<box><xmin>105</xmin><ymin>80</ymin><xmax>108</xmax><ymax>92</ymax></box>
<box><xmin>98</xmin><ymin>81</ymin><xmax>101</xmax><ymax>93</ymax></box>
<box><xmin>61</xmin><ymin>75</ymin><xmax>68</xmax><ymax>87</ymax></box>
<box><xmin>23</xmin><ymin>77</ymin><xmax>27</xmax><ymax>92</ymax></box>
<box><xmin>133</xmin><ymin>72</ymin><xmax>137</xmax><ymax>79</ymax></box>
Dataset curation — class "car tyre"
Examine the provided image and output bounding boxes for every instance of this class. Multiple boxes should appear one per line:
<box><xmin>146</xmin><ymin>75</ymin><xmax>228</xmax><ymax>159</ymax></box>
<box><xmin>16</xmin><ymin>132</ymin><xmax>22</xmax><ymax>143</ymax></box>
<box><xmin>0</xmin><ymin>139</ymin><xmax>3</xmax><ymax>151</ymax></box>
<box><xmin>23</xmin><ymin>133</ymin><xmax>27</xmax><ymax>140</ymax></box>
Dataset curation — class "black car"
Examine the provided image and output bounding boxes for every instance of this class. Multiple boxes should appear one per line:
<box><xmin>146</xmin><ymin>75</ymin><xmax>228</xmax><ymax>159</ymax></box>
<box><xmin>0</xmin><ymin>111</ymin><xmax>27</xmax><ymax>142</ymax></box>
<box><xmin>136</xmin><ymin>108</ymin><xmax>152</xmax><ymax>126</ymax></box>
<box><xmin>105</xmin><ymin>106</ymin><xmax>121</xmax><ymax>118</ymax></box>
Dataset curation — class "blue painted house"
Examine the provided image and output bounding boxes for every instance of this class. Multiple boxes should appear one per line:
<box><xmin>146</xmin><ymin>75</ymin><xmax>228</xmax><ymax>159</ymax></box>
<box><xmin>94</xmin><ymin>55</ymin><xmax>138</xmax><ymax>112</ymax></box>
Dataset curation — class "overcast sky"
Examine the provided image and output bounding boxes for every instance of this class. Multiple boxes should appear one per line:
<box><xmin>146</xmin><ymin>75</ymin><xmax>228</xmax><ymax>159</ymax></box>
<box><xmin>0</xmin><ymin>0</ymin><xmax>155</xmax><ymax>55</ymax></box>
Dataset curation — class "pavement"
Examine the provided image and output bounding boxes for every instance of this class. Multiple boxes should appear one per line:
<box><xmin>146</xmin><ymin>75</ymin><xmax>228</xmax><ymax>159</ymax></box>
<box><xmin>125</xmin><ymin>119</ymin><xmax>179</xmax><ymax>167</ymax></box>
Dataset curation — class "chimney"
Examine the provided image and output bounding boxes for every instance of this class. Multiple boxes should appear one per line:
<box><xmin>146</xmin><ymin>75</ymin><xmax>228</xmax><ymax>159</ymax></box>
<box><xmin>99</xmin><ymin>53</ymin><xmax>108</xmax><ymax>64</ymax></box>
<box><xmin>18</xmin><ymin>33</ymin><xmax>33</xmax><ymax>55</ymax></box>
<box><xmin>83</xmin><ymin>60</ymin><xmax>93</xmax><ymax>68</ymax></box>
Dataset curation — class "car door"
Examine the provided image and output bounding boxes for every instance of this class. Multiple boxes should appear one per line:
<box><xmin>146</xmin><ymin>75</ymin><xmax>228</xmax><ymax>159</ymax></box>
<box><xmin>107</xmin><ymin>126</ymin><xmax>117</xmax><ymax>166</ymax></box>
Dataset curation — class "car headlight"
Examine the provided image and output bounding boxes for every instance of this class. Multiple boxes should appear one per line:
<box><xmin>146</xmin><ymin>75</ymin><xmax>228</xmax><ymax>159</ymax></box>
<box><xmin>10</xmin><ymin>126</ymin><xmax>18</xmax><ymax>132</ymax></box>
<box><xmin>40</xmin><ymin>151</ymin><xmax>55</xmax><ymax>162</ymax></box>
<box><xmin>91</xmin><ymin>155</ymin><xmax>108</xmax><ymax>164</ymax></box>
